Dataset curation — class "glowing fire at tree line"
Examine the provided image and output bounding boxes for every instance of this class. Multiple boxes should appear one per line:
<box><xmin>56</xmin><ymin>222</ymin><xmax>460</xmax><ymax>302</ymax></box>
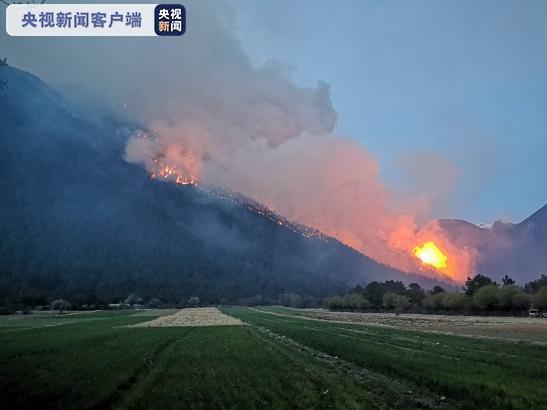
<box><xmin>150</xmin><ymin>163</ymin><xmax>198</xmax><ymax>185</ymax></box>
<box><xmin>148</xmin><ymin>161</ymin><xmax>329</xmax><ymax>243</ymax></box>
<box><xmin>149</xmin><ymin>161</ymin><xmax>451</xmax><ymax>274</ymax></box>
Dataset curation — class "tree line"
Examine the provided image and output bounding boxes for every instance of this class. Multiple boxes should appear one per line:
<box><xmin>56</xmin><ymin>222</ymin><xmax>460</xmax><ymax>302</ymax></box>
<box><xmin>0</xmin><ymin>291</ymin><xmax>323</xmax><ymax>314</ymax></box>
<box><xmin>323</xmin><ymin>274</ymin><xmax>547</xmax><ymax>315</ymax></box>
<box><xmin>4</xmin><ymin>273</ymin><xmax>547</xmax><ymax>315</ymax></box>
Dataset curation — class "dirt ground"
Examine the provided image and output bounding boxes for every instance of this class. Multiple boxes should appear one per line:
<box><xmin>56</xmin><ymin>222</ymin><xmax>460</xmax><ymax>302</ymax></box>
<box><xmin>132</xmin><ymin>307</ymin><xmax>243</xmax><ymax>327</ymax></box>
<box><xmin>287</xmin><ymin>309</ymin><xmax>547</xmax><ymax>344</ymax></box>
<box><xmin>131</xmin><ymin>309</ymin><xmax>179</xmax><ymax>317</ymax></box>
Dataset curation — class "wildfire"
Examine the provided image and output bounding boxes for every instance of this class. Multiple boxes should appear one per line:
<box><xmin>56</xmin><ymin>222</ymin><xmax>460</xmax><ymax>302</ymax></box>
<box><xmin>413</xmin><ymin>241</ymin><xmax>447</xmax><ymax>269</ymax></box>
<box><xmin>142</xmin><ymin>137</ymin><xmax>203</xmax><ymax>186</ymax></box>
<box><xmin>148</xmin><ymin>160</ymin><xmax>329</xmax><ymax>243</ymax></box>
<box><xmin>135</xmin><ymin>131</ymin><xmax>470</xmax><ymax>280</ymax></box>
<box><xmin>150</xmin><ymin>164</ymin><xmax>197</xmax><ymax>185</ymax></box>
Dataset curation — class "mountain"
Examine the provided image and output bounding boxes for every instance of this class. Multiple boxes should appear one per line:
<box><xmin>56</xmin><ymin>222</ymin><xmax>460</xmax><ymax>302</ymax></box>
<box><xmin>437</xmin><ymin>206</ymin><xmax>547</xmax><ymax>283</ymax></box>
<box><xmin>0</xmin><ymin>66</ymin><xmax>439</xmax><ymax>307</ymax></box>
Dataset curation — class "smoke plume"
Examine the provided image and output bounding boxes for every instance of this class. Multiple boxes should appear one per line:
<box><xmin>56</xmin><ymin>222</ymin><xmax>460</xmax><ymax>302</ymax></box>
<box><xmin>1</xmin><ymin>0</ymin><xmax>472</xmax><ymax>281</ymax></box>
<box><xmin>120</xmin><ymin>3</ymin><xmax>445</xmax><ymax>278</ymax></box>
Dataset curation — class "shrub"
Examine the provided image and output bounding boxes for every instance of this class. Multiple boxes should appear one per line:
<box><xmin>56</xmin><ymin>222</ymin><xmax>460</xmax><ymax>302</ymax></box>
<box><xmin>51</xmin><ymin>299</ymin><xmax>71</xmax><ymax>313</ymax></box>
<box><xmin>472</xmin><ymin>285</ymin><xmax>498</xmax><ymax>310</ymax></box>
<box><xmin>524</xmin><ymin>275</ymin><xmax>547</xmax><ymax>294</ymax></box>
<box><xmin>383</xmin><ymin>292</ymin><xmax>410</xmax><ymax>313</ymax></box>
<box><xmin>323</xmin><ymin>295</ymin><xmax>343</xmax><ymax>310</ymax></box>
<box><xmin>347</xmin><ymin>293</ymin><xmax>371</xmax><ymax>310</ymax></box>
<box><xmin>422</xmin><ymin>292</ymin><xmax>445</xmax><ymax>311</ymax></box>
<box><xmin>442</xmin><ymin>292</ymin><xmax>467</xmax><ymax>311</ymax></box>
<box><xmin>147</xmin><ymin>298</ymin><xmax>164</xmax><ymax>308</ymax></box>
<box><xmin>382</xmin><ymin>292</ymin><xmax>397</xmax><ymax>309</ymax></box>
<box><xmin>125</xmin><ymin>293</ymin><xmax>142</xmax><ymax>306</ymax></box>
<box><xmin>407</xmin><ymin>283</ymin><xmax>426</xmax><ymax>304</ymax></box>
<box><xmin>362</xmin><ymin>282</ymin><xmax>385</xmax><ymax>307</ymax></box>
<box><xmin>464</xmin><ymin>274</ymin><xmax>497</xmax><ymax>296</ymax></box>
<box><xmin>497</xmin><ymin>285</ymin><xmax>521</xmax><ymax>310</ymax></box>
<box><xmin>511</xmin><ymin>292</ymin><xmax>531</xmax><ymax>310</ymax></box>
<box><xmin>532</xmin><ymin>286</ymin><xmax>547</xmax><ymax>310</ymax></box>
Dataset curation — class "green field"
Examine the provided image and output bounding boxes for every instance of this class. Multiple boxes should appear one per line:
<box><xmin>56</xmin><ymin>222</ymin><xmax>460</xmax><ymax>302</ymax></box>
<box><xmin>0</xmin><ymin>308</ymin><xmax>545</xmax><ymax>410</ymax></box>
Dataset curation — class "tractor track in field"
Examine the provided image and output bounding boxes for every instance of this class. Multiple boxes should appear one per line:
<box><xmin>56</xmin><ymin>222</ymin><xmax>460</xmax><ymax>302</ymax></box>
<box><xmin>0</xmin><ymin>317</ymin><xmax>108</xmax><ymax>333</ymax></box>
<box><xmin>248</xmin><ymin>323</ymin><xmax>452</xmax><ymax>410</ymax></box>
<box><xmin>90</xmin><ymin>331</ymin><xmax>192</xmax><ymax>410</ymax></box>
<box><xmin>252</xmin><ymin>308</ymin><xmax>547</xmax><ymax>363</ymax></box>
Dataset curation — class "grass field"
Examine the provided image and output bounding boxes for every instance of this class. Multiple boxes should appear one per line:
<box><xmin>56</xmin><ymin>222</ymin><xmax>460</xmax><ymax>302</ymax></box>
<box><xmin>0</xmin><ymin>308</ymin><xmax>545</xmax><ymax>409</ymax></box>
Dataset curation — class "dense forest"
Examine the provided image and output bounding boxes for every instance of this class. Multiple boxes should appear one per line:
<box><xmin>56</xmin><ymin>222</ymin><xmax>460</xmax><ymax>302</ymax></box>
<box><xmin>0</xmin><ymin>65</ymin><xmax>449</xmax><ymax>311</ymax></box>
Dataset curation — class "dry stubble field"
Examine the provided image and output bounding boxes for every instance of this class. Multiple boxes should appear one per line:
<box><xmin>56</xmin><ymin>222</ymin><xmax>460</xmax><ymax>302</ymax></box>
<box><xmin>271</xmin><ymin>308</ymin><xmax>547</xmax><ymax>343</ymax></box>
<box><xmin>131</xmin><ymin>307</ymin><xmax>243</xmax><ymax>327</ymax></box>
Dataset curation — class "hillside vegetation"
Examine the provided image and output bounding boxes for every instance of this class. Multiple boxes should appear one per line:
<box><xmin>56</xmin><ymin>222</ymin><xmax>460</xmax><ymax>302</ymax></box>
<box><xmin>0</xmin><ymin>66</ymin><xmax>429</xmax><ymax>309</ymax></box>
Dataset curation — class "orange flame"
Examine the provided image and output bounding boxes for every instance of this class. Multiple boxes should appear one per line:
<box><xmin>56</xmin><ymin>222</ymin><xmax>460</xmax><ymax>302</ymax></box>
<box><xmin>150</xmin><ymin>164</ymin><xmax>198</xmax><ymax>185</ymax></box>
<box><xmin>139</xmin><ymin>136</ymin><xmax>473</xmax><ymax>282</ymax></box>
<box><xmin>414</xmin><ymin>241</ymin><xmax>447</xmax><ymax>269</ymax></box>
<box><xmin>149</xmin><ymin>146</ymin><xmax>202</xmax><ymax>186</ymax></box>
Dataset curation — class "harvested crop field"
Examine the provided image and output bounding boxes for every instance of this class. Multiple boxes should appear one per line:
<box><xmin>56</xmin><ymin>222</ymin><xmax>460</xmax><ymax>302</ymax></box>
<box><xmin>132</xmin><ymin>307</ymin><xmax>243</xmax><ymax>327</ymax></box>
<box><xmin>265</xmin><ymin>308</ymin><xmax>547</xmax><ymax>343</ymax></box>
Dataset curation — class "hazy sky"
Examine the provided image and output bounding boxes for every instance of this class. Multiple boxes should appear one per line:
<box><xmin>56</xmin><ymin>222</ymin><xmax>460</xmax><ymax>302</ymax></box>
<box><xmin>229</xmin><ymin>0</ymin><xmax>547</xmax><ymax>223</ymax></box>
<box><xmin>2</xmin><ymin>0</ymin><xmax>547</xmax><ymax>224</ymax></box>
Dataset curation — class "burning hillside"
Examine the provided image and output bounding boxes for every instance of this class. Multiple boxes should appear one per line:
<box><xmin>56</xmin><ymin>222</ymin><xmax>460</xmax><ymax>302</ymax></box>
<box><xmin>126</xmin><ymin>130</ymin><xmax>473</xmax><ymax>283</ymax></box>
<box><xmin>111</xmin><ymin>3</ymin><xmax>478</xmax><ymax>284</ymax></box>
<box><xmin>4</xmin><ymin>64</ymin><xmax>449</xmax><ymax>308</ymax></box>
<box><xmin>4</xmin><ymin>0</ymin><xmax>545</xmax><ymax>287</ymax></box>
<box><xmin>138</xmin><ymin>140</ymin><xmax>329</xmax><ymax>243</ymax></box>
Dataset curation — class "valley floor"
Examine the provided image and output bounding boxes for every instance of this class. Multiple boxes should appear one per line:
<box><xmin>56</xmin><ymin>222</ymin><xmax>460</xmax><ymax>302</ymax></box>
<box><xmin>0</xmin><ymin>307</ymin><xmax>545</xmax><ymax>409</ymax></box>
<box><xmin>269</xmin><ymin>308</ymin><xmax>547</xmax><ymax>344</ymax></box>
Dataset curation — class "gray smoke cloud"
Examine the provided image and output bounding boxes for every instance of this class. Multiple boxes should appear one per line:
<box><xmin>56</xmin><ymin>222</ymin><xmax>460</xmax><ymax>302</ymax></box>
<box><xmin>1</xmin><ymin>0</ymin><xmax>467</xmax><ymax>279</ymax></box>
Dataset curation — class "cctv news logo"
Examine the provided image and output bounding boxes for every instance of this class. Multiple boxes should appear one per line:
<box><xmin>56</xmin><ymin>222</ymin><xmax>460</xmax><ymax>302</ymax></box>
<box><xmin>154</xmin><ymin>4</ymin><xmax>185</xmax><ymax>36</ymax></box>
<box><xmin>5</xmin><ymin>3</ymin><xmax>186</xmax><ymax>37</ymax></box>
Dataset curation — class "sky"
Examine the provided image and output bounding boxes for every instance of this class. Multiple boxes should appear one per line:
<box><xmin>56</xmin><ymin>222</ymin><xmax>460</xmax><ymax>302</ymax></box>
<box><xmin>2</xmin><ymin>0</ymin><xmax>547</xmax><ymax>225</ymax></box>
<box><xmin>228</xmin><ymin>0</ymin><xmax>547</xmax><ymax>224</ymax></box>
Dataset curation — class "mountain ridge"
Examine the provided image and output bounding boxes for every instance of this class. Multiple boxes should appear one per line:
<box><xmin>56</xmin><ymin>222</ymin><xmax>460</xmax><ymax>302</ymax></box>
<box><xmin>0</xmin><ymin>66</ymin><xmax>448</xmax><ymax>306</ymax></box>
<box><xmin>436</xmin><ymin>204</ymin><xmax>547</xmax><ymax>282</ymax></box>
